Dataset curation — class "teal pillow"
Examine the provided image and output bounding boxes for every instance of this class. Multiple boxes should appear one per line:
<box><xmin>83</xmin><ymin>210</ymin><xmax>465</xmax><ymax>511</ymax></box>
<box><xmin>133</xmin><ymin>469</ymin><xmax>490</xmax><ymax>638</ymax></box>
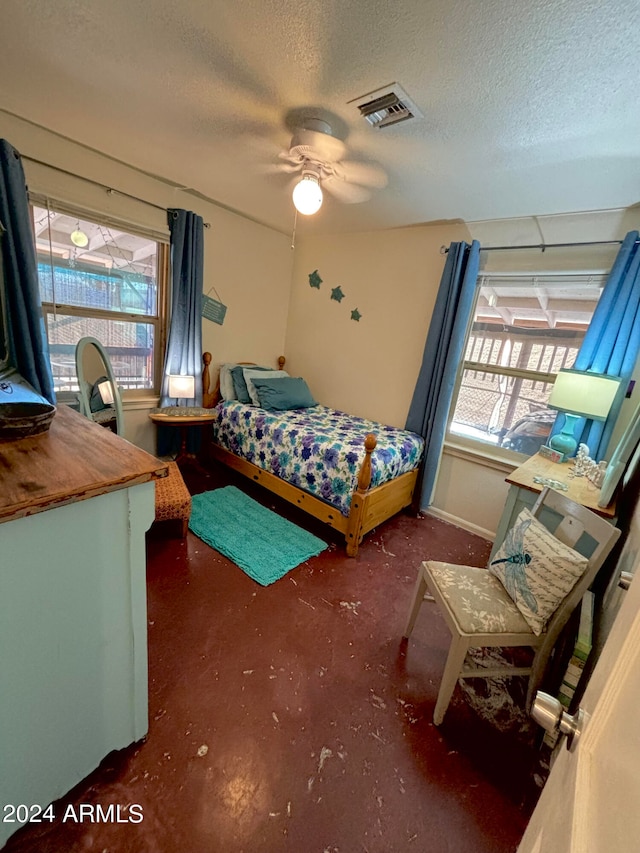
<box><xmin>230</xmin><ymin>364</ymin><xmax>271</xmax><ymax>403</ymax></box>
<box><xmin>252</xmin><ymin>377</ymin><xmax>317</xmax><ymax>411</ymax></box>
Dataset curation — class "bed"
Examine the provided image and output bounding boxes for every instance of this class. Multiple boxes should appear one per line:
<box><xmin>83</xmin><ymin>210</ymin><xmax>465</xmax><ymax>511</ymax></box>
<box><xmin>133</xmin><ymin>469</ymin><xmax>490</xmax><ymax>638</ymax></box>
<box><xmin>200</xmin><ymin>353</ymin><xmax>425</xmax><ymax>556</ymax></box>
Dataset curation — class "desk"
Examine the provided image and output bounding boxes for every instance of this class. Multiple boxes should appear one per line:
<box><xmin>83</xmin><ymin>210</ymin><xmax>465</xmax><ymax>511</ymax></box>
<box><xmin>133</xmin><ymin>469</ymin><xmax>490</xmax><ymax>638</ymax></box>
<box><xmin>149</xmin><ymin>407</ymin><xmax>216</xmax><ymax>464</ymax></box>
<box><xmin>491</xmin><ymin>452</ymin><xmax>617</xmax><ymax>561</ymax></box>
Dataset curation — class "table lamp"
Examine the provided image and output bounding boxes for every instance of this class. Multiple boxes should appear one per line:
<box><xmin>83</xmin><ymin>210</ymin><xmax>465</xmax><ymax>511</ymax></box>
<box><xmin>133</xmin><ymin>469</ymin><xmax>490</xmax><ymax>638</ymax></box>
<box><xmin>97</xmin><ymin>380</ymin><xmax>115</xmax><ymax>406</ymax></box>
<box><xmin>546</xmin><ymin>369</ymin><xmax>622</xmax><ymax>460</ymax></box>
<box><xmin>168</xmin><ymin>374</ymin><xmax>195</xmax><ymax>405</ymax></box>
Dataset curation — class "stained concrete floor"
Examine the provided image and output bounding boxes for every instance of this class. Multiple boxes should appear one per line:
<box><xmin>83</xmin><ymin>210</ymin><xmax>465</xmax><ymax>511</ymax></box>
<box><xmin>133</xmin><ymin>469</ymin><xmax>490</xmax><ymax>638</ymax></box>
<box><xmin>4</xmin><ymin>462</ymin><xmax>541</xmax><ymax>852</ymax></box>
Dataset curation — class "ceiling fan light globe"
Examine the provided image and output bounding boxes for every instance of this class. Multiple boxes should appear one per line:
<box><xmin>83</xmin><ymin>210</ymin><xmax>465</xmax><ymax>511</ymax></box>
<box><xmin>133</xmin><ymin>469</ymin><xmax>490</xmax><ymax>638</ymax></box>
<box><xmin>292</xmin><ymin>176</ymin><xmax>323</xmax><ymax>215</ymax></box>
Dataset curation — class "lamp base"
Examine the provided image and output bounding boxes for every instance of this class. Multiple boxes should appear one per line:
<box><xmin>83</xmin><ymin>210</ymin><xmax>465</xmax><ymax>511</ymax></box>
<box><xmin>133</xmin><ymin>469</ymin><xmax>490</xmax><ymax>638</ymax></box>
<box><xmin>548</xmin><ymin>413</ymin><xmax>580</xmax><ymax>462</ymax></box>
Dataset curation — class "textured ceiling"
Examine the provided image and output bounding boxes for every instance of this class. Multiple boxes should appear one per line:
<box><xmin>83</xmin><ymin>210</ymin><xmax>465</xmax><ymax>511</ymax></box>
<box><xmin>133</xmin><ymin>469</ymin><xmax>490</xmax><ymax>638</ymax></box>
<box><xmin>1</xmin><ymin>0</ymin><xmax>639</xmax><ymax>236</ymax></box>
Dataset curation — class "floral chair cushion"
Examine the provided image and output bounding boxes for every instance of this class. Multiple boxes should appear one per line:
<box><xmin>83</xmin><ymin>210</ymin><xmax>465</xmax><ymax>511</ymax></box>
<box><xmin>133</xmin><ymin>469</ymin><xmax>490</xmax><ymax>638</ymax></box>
<box><xmin>488</xmin><ymin>508</ymin><xmax>588</xmax><ymax>636</ymax></box>
<box><xmin>426</xmin><ymin>561</ymin><xmax>533</xmax><ymax>634</ymax></box>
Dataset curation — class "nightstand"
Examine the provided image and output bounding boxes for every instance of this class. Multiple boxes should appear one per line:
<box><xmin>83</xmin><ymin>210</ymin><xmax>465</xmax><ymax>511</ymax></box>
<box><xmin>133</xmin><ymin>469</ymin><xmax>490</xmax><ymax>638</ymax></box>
<box><xmin>148</xmin><ymin>407</ymin><xmax>216</xmax><ymax>465</ymax></box>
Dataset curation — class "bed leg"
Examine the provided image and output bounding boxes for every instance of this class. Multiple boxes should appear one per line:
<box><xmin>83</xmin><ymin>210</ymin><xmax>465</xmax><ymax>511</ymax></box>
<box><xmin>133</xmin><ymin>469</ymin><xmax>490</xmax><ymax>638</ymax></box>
<box><xmin>346</xmin><ymin>495</ymin><xmax>366</xmax><ymax>557</ymax></box>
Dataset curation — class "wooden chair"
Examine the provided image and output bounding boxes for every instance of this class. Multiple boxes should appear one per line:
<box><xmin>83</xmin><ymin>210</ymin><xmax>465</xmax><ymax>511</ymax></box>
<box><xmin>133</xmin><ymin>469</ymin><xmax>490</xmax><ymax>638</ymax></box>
<box><xmin>403</xmin><ymin>487</ymin><xmax>621</xmax><ymax>725</ymax></box>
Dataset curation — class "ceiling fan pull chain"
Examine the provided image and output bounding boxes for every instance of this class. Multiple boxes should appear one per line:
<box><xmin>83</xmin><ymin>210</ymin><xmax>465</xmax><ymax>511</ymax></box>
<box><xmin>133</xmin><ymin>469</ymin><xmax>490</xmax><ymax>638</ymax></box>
<box><xmin>291</xmin><ymin>207</ymin><xmax>298</xmax><ymax>250</ymax></box>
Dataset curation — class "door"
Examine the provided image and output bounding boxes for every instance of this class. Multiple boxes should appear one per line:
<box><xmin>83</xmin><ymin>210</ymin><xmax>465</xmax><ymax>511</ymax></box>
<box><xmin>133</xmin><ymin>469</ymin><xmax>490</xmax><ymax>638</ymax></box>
<box><xmin>518</xmin><ymin>557</ymin><xmax>640</xmax><ymax>853</ymax></box>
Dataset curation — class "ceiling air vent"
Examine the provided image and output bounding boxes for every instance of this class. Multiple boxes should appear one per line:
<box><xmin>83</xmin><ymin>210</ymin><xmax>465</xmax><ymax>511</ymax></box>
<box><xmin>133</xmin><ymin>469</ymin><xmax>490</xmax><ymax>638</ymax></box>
<box><xmin>349</xmin><ymin>83</ymin><xmax>423</xmax><ymax>129</ymax></box>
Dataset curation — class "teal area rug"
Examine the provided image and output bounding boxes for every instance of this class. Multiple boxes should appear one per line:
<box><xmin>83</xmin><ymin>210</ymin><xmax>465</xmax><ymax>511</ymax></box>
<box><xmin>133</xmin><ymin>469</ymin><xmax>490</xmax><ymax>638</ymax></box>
<box><xmin>188</xmin><ymin>486</ymin><xmax>327</xmax><ymax>585</ymax></box>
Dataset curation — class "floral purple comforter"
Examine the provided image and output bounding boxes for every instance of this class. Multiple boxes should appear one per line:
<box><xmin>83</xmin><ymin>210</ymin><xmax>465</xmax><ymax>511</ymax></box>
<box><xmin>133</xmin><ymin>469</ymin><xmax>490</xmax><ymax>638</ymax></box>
<box><xmin>211</xmin><ymin>402</ymin><xmax>424</xmax><ymax>517</ymax></box>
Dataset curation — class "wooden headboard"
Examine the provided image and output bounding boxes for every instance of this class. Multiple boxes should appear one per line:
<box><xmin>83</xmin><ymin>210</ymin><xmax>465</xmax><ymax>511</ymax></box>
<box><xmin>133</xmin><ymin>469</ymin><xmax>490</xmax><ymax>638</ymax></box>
<box><xmin>201</xmin><ymin>353</ymin><xmax>286</xmax><ymax>409</ymax></box>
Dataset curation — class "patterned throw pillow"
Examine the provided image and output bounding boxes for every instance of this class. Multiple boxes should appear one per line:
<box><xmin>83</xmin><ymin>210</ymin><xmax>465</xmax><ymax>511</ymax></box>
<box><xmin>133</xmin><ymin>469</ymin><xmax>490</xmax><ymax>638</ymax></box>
<box><xmin>488</xmin><ymin>507</ymin><xmax>588</xmax><ymax>636</ymax></box>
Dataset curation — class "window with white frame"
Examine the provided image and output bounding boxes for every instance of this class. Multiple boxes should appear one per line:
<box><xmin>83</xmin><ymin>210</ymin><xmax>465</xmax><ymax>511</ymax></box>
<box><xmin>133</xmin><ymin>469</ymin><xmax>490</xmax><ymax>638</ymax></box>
<box><xmin>448</xmin><ymin>272</ymin><xmax>606</xmax><ymax>458</ymax></box>
<box><xmin>32</xmin><ymin>203</ymin><xmax>168</xmax><ymax>396</ymax></box>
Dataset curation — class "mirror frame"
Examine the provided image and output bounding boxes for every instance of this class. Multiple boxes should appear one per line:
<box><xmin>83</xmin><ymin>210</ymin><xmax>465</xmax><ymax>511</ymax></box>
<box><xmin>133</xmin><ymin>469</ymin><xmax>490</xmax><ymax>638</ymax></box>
<box><xmin>75</xmin><ymin>336</ymin><xmax>125</xmax><ymax>437</ymax></box>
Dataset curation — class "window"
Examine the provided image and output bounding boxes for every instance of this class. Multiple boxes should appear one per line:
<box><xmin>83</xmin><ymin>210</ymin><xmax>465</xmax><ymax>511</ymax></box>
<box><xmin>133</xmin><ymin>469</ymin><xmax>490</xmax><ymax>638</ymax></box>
<box><xmin>448</xmin><ymin>272</ymin><xmax>605</xmax><ymax>458</ymax></box>
<box><xmin>32</xmin><ymin>204</ymin><xmax>168</xmax><ymax>395</ymax></box>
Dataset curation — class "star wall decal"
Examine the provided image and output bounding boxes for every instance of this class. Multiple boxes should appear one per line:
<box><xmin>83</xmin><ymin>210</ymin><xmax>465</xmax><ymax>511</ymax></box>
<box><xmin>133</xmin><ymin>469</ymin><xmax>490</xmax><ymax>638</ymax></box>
<box><xmin>308</xmin><ymin>269</ymin><xmax>322</xmax><ymax>289</ymax></box>
<box><xmin>351</xmin><ymin>308</ymin><xmax>362</xmax><ymax>322</ymax></box>
<box><xmin>331</xmin><ymin>286</ymin><xmax>345</xmax><ymax>303</ymax></box>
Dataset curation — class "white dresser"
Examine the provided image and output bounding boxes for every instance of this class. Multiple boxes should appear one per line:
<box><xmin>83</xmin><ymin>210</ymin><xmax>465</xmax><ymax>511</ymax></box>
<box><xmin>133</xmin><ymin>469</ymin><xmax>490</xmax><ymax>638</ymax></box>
<box><xmin>0</xmin><ymin>404</ymin><xmax>166</xmax><ymax>847</ymax></box>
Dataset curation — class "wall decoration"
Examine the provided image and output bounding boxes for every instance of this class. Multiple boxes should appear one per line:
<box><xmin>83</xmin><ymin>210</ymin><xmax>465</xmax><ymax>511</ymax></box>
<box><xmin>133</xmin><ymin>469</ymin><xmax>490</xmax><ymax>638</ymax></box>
<box><xmin>308</xmin><ymin>269</ymin><xmax>322</xmax><ymax>289</ymax></box>
<box><xmin>202</xmin><ymin>293</ymin><xmax>227</xmax><ymax>325</ymax></box>
<box><xmin>307</xmin><ymin>268</ymin><xmax>364</xmax><ymax>321</ymax></box>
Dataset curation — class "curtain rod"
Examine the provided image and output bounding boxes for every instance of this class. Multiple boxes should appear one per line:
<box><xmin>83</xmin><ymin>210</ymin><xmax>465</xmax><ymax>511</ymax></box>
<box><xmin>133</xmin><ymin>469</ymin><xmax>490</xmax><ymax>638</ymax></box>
<box><xmin>21</xmin><ymin>153</ymin><xmax>211</xmax><ymax>228</ymax></box>
<box><xmin>440</xmin><ymin>238</ymin><xmax>628</xmax><ymax>254</ymax></box>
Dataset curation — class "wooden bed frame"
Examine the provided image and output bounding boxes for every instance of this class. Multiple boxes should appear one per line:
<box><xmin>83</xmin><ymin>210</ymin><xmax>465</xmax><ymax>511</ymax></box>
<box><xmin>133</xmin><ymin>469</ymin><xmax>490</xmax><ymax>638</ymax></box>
<box><xmin>200</xmin><ymin>352</ymin><xmax>419</xmax><ymax>556</ymax></box>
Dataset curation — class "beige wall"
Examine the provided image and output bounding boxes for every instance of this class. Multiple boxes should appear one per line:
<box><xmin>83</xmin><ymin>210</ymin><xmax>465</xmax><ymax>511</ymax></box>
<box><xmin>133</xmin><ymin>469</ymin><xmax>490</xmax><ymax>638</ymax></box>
<box><xmin>430</xmin><ymin>452</ymin><xmax>512</xmax><ymax>540</ymax></box>
<box><xmin>1</xmin><ymin>111</ymin><xmax>293</xmax><ymax>453</ymax></box>
<box><xmin>286</xmin><ymin>222</ymin><xmax>472</xmax><ymax>427</ymax></box>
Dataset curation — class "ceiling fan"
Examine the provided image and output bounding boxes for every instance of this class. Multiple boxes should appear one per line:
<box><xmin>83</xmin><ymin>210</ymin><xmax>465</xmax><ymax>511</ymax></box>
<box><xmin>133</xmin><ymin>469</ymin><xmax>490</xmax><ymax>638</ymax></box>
<box><xmin>276</xmin><ymin>118</ymin><xmax>388</xmax><ymax>215</ymax></box>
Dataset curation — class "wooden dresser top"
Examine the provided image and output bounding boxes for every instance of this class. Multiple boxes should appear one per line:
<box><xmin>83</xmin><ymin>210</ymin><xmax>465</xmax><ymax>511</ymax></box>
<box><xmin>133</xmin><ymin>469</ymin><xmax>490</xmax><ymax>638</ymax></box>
<box><xmin>0</xmin><ymin>403</ymin><xmax>167</xmax><ymax>524</ymax></box>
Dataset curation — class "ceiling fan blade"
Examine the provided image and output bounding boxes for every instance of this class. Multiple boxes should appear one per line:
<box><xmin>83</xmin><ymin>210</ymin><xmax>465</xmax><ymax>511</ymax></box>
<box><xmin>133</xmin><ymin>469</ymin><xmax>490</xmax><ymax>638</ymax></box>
<box><xmin>275</xmin><ymin>160</ymin><xmax>304</xmax><ymax>174</ymax></box>
<box><xmin>334</xmin><ymin>161</ymin><xmax>388</xmax><ymax>188</ymax></box>
<box><xmin>254</xmin><ymin>161</ymin><xmax>299</xmax><ymax>176</ymax></box>
<box><xmin>322</xmin><ymin>176</ymin><xmax>372</xmax><ymax>204</ymax></box>
<box><xmin>278</xmin><ymin>149</ymin><xmax>304</xmax><ymax>164</ymax></box>
<box><xmin>290</xmin><ymin>128</ymin><xmax>346</xmax><ymax>163</ymax></box>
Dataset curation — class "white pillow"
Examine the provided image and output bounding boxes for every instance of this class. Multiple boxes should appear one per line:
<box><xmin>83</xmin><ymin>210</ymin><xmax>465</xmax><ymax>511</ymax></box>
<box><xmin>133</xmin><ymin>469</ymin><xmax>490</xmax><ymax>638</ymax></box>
<box><xmin>219</xmin><ymin>363</ymin><xmax>238</xmax><ymax>401</ymax></box>
<box><xmin>489</xmin><ymin>508</ymin><xmax>588</xmax><ymax>636</ymax></box>
<box><xmin>242</xmin><ymin>368</ymin><xmax>289</xmax><ymax>406</ymax></box>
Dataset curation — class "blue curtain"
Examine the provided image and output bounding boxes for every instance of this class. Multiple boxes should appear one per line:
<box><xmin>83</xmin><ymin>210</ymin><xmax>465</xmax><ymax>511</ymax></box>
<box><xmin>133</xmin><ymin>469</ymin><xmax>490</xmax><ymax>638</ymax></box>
<box><xmin>157</xmin><ymin>209</ymin><xmax>204</xmax><ymax>456</ymax></box>
<box><xmin>160</xmin><ymin>209</ymin><xmax>204</xmax><ymax>405</ymax></box>
<box><xmin>0</xmin><ymin>139</ymin><xmax>55</xmax><ymax>403</ymax></box>
<box><xmin>406</xmin><ymin>240</ymin><xmax>481</xmax><ymax>509</ymax></box>
<box><xmin>550</xmin><ymin>231</ymin><xmax>640</xmax><ymax>460</ymax></box>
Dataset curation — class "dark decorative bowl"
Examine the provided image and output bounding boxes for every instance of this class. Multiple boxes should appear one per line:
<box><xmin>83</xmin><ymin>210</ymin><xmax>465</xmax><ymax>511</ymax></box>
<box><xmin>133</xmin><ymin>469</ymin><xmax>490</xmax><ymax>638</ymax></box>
<box><xmin>0</xmin><ymin>402</ymin><xmax>56</xmax><ymax>440</ymax></box>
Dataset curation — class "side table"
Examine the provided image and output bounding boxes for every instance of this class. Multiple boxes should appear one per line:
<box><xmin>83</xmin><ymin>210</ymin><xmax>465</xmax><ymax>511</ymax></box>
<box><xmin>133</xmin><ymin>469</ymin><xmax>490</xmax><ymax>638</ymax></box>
<box><xmin>148</xmin><ymin>407</ymin><xmax>216</xmax><ymax>466</ymax></box>
<box><xmin>491</xmin><ymin>451</ymin><xmax>617</xmax><ymax>561</ymax></box>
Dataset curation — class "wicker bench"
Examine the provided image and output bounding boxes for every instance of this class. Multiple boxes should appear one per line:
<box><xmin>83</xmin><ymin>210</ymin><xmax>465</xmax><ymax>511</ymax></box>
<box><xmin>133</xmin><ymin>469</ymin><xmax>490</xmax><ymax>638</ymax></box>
<box><xmin>154</xmin><ymin>461</ymin><xmax>192</xmax><ymax>538</ymax></box>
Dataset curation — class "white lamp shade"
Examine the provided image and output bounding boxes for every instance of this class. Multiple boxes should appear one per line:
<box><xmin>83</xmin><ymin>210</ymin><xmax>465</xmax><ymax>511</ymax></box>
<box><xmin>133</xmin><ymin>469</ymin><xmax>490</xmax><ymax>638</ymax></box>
<box><xmin>168</xmin><ymin>374</ymin><xmax>195</xmax><ymax>400</ymax></box>
<box><xmin>292</xmin><ymin>176</ymin><xmax>323</xmax><ymax>215</ymax></box>
<box><xmin>97</xmin><ymin>380</ymin><xmax>114</xmax><ymax>405</ymax></box>
<box><xmin>547</xmin><ymin>369</ymin><xmax>622</xmax><ymax>421</ymax></box>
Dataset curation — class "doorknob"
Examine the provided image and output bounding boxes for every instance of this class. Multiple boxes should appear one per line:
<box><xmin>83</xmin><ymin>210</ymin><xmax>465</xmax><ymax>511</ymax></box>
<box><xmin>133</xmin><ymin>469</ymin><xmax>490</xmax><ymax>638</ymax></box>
<box><xmin>531</xmin><ymin>691</ymin><xmax>585</xmax><ymax>752</ymax></box>
<box><xmin>619</xmin><ymin>571</ymin><xmax>633</xmax><ymax>591</ymax></box>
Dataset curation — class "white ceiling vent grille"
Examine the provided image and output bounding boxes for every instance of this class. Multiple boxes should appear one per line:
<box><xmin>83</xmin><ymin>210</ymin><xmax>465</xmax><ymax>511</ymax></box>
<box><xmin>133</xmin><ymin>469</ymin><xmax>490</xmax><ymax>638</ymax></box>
<box><xmin>349</xmin><ymin>83</ymin><xmax>423</xmax><ymax>129</ymax></box>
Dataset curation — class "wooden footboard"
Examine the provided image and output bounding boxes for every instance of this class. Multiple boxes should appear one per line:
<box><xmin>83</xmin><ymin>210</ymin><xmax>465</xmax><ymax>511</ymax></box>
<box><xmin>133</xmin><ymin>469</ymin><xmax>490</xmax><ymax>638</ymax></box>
<box><xmin>200</xmin><ymin>352</ymin><xmax>418</xmax><ymax>556</ymax></box>
<box><xmin>346</xmin><ymin>467</ymin><xmax>419</xmax><ymax>556</ymax></box>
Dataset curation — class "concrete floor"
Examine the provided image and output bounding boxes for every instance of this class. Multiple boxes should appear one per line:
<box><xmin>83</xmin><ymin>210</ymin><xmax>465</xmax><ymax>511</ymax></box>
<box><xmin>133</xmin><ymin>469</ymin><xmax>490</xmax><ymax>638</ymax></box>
<box><xmin>4</xmin><ymin>463</ymin><xmax>541</xmax><ymax>852</ymax></box>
